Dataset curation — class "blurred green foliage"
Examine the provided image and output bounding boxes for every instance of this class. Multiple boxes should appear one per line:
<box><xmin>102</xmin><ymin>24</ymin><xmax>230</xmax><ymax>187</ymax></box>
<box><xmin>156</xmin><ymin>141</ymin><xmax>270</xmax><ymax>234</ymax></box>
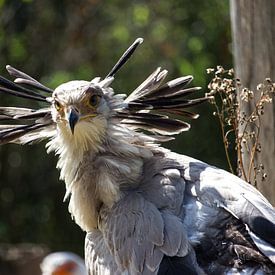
<box><xmin>0</xmin><ymin>0</ymin><xmax>232</xmax><ymax>256</ymax></box>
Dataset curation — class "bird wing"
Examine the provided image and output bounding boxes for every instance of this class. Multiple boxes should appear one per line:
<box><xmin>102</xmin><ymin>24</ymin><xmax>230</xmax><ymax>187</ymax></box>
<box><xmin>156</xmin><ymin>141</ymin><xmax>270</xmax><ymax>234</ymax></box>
<box><xmin>140</xmin><ymin>151</ymin><xmax>275</xmax><ymax>273</ymax></box>
<box><xmin>176</xmin><ymin>152</ymin><xmax>275</xmax><ymax>264</ymax></box>
<box><xmin>86</xmin><ymin>150</ymin><xmax>275</xmax><ymax>274</ymax></box>
<box><xmin>98</xmin><ymin>192</ymin><xmax>205</xmax><ymax>275</ymax></box>
<box><xmin>86</xmin><ymin>153</ymin><xmax>204</xmax><ymax>275</ymax></box>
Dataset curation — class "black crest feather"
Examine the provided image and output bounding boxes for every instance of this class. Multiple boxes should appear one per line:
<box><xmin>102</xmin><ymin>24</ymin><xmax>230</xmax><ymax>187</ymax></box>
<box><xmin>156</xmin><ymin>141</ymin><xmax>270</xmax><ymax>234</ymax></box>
<box><xmin>116</xmin><ymin>67</ymin><xmax>208</xmax><ymax>136</ymax></box>
<box><xmin>0</xmin><ymin>38</ymin><xmax>208</xmax><ymax>144</ymax></box>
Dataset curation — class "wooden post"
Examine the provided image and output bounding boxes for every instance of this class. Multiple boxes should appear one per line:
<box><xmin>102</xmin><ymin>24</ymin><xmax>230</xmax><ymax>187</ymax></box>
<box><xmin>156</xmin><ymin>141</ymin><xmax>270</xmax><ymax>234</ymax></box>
<box><xmin>230</xmin><ymin>0</ymin><xmax>275</xmax><ymax>205</ymax></box>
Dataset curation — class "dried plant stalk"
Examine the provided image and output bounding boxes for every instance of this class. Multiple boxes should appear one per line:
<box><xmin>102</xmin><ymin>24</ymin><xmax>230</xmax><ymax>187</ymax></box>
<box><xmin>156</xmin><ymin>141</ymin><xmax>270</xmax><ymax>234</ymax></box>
<box><xmin>206</xmin><ymin>66</ymin><xmax>274</xmax><ymax>186</ymax></box>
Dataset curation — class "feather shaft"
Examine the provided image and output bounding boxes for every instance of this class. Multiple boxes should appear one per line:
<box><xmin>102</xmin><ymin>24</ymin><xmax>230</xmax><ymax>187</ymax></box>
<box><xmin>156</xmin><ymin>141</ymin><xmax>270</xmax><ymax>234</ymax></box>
<box><xmin>106</xmin><ymin>38</ymin><xmax>143</xmax><ymax>78</ymax></box>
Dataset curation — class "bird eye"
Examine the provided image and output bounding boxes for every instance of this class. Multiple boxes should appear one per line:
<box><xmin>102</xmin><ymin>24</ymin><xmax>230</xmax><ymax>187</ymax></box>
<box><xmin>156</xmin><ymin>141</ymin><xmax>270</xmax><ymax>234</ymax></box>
<box><xmin>54</xmin><ymin>100</ymin><xmax>62</xmax><ymax>111</ymax></box>
<box><xmin>89</xmin><ymin>94</ymin><xmax>101</xmax><ymax>107</ymax></box>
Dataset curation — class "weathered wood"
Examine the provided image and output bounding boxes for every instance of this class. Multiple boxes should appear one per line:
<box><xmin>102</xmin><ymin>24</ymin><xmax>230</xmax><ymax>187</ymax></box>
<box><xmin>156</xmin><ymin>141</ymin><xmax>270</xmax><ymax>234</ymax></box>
<box><xmin>230</xmin><ymin>0</ymin><xmax>275</xmax><ymax>205</ymax></box>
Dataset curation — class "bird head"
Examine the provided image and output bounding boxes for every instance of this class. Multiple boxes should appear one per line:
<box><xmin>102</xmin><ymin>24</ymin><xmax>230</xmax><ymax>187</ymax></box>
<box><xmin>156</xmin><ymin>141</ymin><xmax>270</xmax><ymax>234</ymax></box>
<box><xmin>50</xmin><ymin>80</ymin><xmax>113</xmax><ymax>152</ymax></box>
<box><xmin>52</xmin><ymin>81</ymin><xmax>110</xmax><ymax>133</ymax></box>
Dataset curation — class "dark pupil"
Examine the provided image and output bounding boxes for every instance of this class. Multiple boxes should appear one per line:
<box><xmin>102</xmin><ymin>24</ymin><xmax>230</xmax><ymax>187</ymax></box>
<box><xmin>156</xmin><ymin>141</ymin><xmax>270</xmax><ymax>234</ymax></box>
<box><xmin>55</xmin><ymin>101</ymin><xmax>61</xmax><ymax>109</ymax></box>
<box><xmin>90</xmin><ymin>95</ymin><xmax>98</xmax><ymax>106</ymax></box>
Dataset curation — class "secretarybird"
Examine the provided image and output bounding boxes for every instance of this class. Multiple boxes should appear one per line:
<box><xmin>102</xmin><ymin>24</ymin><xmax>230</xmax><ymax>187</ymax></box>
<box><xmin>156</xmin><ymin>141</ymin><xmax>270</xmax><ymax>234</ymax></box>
<box><xmin>0</xmin><ymin>38</ymin><xmax>274</xmax><ymax>275</ymax></box>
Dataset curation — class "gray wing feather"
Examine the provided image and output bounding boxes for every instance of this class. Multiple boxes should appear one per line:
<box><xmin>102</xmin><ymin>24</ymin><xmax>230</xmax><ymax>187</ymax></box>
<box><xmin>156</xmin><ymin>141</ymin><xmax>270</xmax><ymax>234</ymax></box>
<box><xmin>140</xmin><ymin>158</ymin><xmax>186</xmax><ymax>217</ymax></box>
<box><xmin>98</xmin><ymin>188</ymin><xmax>195</xmax><ymax>274</ymax></box>
<box><xmin>85</xmin><ymin>230</ymin><xmax>120</xmax><ymax>275</ymax></box>
<box><xmin>145</xmin><ymin>247</ymin><xmax>164</xmax><ymax>272</ymax></box>
<box><xmin>174</xmin><ymin>152</ymin><xmax>275</xmax><ymax>263</ymax></box>
<box><xmin>159</xmin><ymin>211</ymin><xmax>189</xmax><ymax>257</ymax></box>
<box><xmin>99</xmin><ymin>193</ymin><xmax>164</xmax><ymax>273</ymax></box>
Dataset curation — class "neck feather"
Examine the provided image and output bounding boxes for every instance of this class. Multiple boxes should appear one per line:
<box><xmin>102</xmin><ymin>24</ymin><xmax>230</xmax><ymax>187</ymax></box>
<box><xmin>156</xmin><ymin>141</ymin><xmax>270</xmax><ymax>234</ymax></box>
<box><xmin>46</xmin><ymin>121</ymin><xmax>155</xmax><ymax>231</ymax></box>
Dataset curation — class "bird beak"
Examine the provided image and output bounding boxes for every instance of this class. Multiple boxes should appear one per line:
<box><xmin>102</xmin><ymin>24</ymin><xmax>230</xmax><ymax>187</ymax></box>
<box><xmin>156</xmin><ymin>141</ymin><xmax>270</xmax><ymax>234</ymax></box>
<box><xmin>67</xmin><ymin>107</ymin><xmax>79</xmax><ymax>134</ymax></box>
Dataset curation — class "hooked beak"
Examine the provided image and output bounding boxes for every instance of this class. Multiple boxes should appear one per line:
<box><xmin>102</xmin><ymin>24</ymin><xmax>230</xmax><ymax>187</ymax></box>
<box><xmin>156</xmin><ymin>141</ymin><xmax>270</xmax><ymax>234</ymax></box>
<box><xmin>67</xmin><ymin>107</ymin><xmax>79</xmax><ymax>134</ymax></box>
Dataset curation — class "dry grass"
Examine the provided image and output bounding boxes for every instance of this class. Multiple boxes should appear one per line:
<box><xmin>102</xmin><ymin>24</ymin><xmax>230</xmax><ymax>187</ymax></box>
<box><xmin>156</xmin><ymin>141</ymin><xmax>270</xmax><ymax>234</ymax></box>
<box><xmin>206</xmin><ymin>66</ymin><xmax>275</xmax><ymax>185</ymax></box>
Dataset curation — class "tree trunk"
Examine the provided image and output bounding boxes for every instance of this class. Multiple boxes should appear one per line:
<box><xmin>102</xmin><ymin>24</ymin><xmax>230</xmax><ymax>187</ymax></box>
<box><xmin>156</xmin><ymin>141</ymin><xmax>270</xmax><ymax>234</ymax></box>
<box><xmin>230</xmin><ymin>0</ymin><xmax>275</xmax><ymax>205</ymax></box>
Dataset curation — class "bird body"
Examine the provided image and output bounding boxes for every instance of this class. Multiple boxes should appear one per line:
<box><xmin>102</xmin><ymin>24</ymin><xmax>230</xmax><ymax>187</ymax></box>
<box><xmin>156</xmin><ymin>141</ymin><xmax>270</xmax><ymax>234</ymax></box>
<box><xmin>0</xmin><ymin>39</ymin><xmax>274</xmax><ymax>274</ymax></box>
<box><xmin>84</xmin><ymin>150</ymin><xmax>275</xmax><ymax>274</ymax></box>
